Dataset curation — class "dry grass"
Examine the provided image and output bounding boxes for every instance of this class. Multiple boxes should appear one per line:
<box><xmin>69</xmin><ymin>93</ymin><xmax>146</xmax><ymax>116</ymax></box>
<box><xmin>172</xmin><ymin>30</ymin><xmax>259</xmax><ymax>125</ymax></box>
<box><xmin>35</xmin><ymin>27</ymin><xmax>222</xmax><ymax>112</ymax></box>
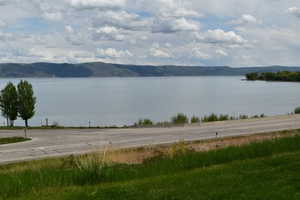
<box><xmin>103</xmin><ymin>129</ymin><xmax>299</xmax><ymax>164</ymax></box>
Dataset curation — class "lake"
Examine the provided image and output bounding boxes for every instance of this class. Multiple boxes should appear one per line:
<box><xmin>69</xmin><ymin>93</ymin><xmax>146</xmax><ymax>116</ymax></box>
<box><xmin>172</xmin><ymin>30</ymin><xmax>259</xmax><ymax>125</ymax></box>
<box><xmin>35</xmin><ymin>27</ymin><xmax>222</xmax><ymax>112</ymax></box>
<box><xmin>0</xmin><ymin>76</ymin><xmax>299</xmax><ymax>127</ymax></box>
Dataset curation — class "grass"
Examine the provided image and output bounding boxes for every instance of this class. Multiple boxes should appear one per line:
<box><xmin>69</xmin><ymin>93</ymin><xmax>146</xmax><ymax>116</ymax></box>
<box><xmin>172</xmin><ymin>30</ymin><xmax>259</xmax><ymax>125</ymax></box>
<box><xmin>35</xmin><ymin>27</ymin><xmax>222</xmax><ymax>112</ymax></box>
<box><xmin>1</xmin><ymin>131</ymin><xmax>300</xmax><ymax>199</ymax></box>
<box><xmin>0</xmin><ymin>137</ymin><xmax>30</xmax><ymax>145</ymax></box>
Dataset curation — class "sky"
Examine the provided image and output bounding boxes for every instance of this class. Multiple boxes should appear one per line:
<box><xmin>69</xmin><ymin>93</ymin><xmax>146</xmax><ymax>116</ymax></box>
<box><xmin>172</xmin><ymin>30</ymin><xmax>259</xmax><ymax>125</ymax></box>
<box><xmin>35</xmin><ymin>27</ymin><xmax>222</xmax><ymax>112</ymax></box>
<box><xmin>0</xmin><ymin>0</ymin><xmax>300</xmax><ymax>67</ymax></box>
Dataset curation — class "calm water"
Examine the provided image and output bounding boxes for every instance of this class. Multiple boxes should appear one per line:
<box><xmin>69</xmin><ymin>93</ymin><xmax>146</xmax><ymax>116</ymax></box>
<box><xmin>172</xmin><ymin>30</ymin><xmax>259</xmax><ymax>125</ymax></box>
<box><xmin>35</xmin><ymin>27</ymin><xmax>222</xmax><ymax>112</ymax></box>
<box><xmin>0</xmin><ymin>76</ymin><xmax>299</xmax><ymax>127</ymax></box>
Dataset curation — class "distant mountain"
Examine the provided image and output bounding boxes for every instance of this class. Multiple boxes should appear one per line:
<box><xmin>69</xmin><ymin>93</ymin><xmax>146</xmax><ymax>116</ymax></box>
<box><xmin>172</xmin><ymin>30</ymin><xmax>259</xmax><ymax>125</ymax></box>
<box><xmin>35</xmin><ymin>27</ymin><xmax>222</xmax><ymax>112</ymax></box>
<box><xmin>0</xmin><ymin>62</ymin><xmax>300</xmax><ymax>78</ymax></box>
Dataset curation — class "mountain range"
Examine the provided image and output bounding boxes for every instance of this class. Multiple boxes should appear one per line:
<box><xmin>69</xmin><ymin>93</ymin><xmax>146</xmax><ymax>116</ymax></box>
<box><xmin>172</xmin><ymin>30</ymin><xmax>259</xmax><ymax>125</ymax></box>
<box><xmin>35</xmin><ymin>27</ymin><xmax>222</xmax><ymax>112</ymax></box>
<box><xmin>0</xmin><ymin>62</ymin><xmax>300</xmax><ymax>78</ymax></box>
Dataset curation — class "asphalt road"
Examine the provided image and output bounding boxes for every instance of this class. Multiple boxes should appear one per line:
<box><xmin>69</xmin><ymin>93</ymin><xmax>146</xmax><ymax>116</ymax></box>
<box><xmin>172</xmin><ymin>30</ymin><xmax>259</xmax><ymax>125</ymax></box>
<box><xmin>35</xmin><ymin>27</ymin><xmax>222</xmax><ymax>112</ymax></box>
<box><xmin>1</xmin><ymin>114</ymin><xmax>300</xmax><ymax>164</ymax></box>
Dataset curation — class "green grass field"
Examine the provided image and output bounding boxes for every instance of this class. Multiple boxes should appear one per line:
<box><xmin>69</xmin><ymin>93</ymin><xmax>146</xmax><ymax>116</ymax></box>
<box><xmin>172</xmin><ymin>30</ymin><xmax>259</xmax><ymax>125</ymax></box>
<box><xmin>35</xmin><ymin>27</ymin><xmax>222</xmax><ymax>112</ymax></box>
<box><xmin>1</xmin><ymin>132</ymin><xmax>300</xmax><ymax>200</ymax></box>
<box><xmin>0</xmin><ymin>137</ymin><xmax>30</xmax><ymax>145</ymax></box>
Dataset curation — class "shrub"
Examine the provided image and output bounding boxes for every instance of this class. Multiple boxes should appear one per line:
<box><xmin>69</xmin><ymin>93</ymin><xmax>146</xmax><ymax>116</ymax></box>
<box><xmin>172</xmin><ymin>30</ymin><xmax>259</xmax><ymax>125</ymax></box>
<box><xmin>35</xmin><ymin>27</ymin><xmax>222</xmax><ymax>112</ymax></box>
<box><xmin>202</xmin><ymin>113</ymin><xmax>218</xmax><ymax>122</ymax></box>
<box><xmin>191</xmin><ymin>116</ymin><xmax>200</xmax><ymax>124</ymax></box>
<box><xmin>239</xmin><ymin>115</ymin><xmax>249</xmax><ymax>120</ymax></box>
<box><xmin>230</xmin><ymin>116</ymin><xmax>237</xmax><ymax>120</ymax></box>
<box><xmin>171</xmin><ymin>113</ymin><xmax>189</xmax><ymax>124</ymax></box>
<box><xmin>219</xmin><ymin>114</ymin><xmax>229</xmax><ymax>121</ymax></box>
<box><xmin>136</xmin><ymin>119</ymin><xmax>154</xmax><ymax>127</ymax></box>
<box><xmin>295</xmin><ymin>107</ymin><xmax>300</xmax><ymax>114</ymax></box>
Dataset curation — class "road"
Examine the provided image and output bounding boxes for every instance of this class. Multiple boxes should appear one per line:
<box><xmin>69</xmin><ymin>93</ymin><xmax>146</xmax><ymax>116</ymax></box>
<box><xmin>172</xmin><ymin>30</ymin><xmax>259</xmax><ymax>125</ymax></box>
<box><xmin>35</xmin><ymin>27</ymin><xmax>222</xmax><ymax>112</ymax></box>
<box><xmin>1</xmin><ymin>114</ymin><xmax>300</xmax><ymax>164</ymax></box>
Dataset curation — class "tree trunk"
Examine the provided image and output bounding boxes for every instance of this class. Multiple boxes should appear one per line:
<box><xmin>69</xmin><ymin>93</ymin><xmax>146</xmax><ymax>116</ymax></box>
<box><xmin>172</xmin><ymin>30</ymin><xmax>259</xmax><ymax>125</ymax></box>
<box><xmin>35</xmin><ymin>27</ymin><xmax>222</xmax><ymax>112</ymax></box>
<box><xmin>10</xmin><ymin>120</ymin><xmax>14</xmax><ymax>127</ymax></box>
<box><xmin>25</xmin><ymin>119</ymin><xmax>28</xmax><ymax>128</ymax></box>
<box><xmin>6</xmin><ymin>117</ymin><xmax>9</xmax><ymax>127</ymax></box>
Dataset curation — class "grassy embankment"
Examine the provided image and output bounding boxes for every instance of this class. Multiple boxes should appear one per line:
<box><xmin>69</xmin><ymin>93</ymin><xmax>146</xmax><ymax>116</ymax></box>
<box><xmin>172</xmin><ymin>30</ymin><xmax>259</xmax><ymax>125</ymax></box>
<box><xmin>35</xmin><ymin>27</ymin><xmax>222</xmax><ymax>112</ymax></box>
<box><xmin>0</xmin><ymin>137</ymin><xmax>30</xmax><ymax>145</ymax></box>
<box><xmin>1</xmin><ymin>130</ymin><xmax>300</xmax><ymax>200</ymax></box>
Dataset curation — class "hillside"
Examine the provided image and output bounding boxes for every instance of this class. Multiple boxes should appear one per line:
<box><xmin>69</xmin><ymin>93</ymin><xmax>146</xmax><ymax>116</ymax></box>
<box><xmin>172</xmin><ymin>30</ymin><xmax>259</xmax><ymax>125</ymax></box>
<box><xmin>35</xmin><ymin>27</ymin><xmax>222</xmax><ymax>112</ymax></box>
<box><xmin>0</xmin><ymin>62</ymin><xmax>300</xmax><ymax>77</ymax></box>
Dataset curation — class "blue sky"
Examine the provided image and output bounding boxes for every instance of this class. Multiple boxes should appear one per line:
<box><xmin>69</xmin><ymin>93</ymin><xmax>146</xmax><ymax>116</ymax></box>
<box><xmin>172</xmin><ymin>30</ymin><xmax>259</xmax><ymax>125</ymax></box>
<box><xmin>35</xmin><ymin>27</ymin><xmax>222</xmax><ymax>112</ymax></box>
<box><xmin>0</xmin><ymin>0</ymin><xmax>300</xmax><ymax>67</ymax></box>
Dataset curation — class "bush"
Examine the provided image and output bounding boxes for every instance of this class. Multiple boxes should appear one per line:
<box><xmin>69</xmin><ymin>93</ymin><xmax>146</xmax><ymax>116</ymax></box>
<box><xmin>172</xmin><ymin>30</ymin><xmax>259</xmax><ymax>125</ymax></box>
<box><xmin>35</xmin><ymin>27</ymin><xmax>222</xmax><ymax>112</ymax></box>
<box><xmin>239</xmin><ymin>115</ymin><xmax>249</xmax><ymax>120</ymax></box>
<box><xmin>171</xmin><ymin>113</ymin><xmax>189</xmax><ymax>124</ymax></box>
<box><xmin>191</xmin><ymin>116</ymin><xmax>200</xmax><ymax>124</ymax></box>
<box><xmin>202</xmin><ymin>113</ymin><xmax>218</xmax><ymax>122</ymax></box>
<box><xmin>219</xmin><ymin>114</ymin><xmax>229</xmax><ymax>121</ymax></box>
<box><xmin>136</xmin><ymin>119</ymin><xmax>154</xmax><ymax>127</ymax></box>
<box><xmin>295</xmin><ymin>107</ymin><xmax>300</xmax><ymax>114</ymax></box>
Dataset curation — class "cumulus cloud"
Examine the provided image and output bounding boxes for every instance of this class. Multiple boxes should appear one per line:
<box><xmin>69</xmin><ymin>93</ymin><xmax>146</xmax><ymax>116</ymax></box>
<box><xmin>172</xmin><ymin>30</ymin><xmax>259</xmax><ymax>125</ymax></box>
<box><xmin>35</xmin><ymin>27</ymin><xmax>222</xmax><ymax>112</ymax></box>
<box><xmin>152</xmin><ymin>17</ymin><xmax>199</xmax><ymax>33</ymax></box>
<box><xmin>0</xmin><ymin>32</ymin><xmax>12</xmax><ymax>41</ymax></box>
<box><xmin>195</xmin><ymin>29</ymin><xmax>247</xmax><ymax>45</ymax></box>
<box><xmin>65</xmin><ymin>25</ymin><xmax>74</xmax><ymax>33</ymax></box>
<box><xmin>93</xmin><ymin>11</ymin><xmax>150</xmax><ymax>31</ymax></box>
<box><xmin>216</xmin><ymin>49</ymin><xmax>228</xmax><ymax>57</ymax></box>
<box><xmin>42</xmin><ymin>12</ymin><xmax>63</xmax><ymax>21</ymax></box>
<box><xmin>93</xmin><ymin>26</ymin><xmax>125</xmax><ymax>41</ymax></box>
<box><xmin>288</xmin><ymin>7</ymin><xmax>300</xmax><ymax>18</ymax></box>
<box><xmin>231</xmin><ymin>14</ymin><xmax>261</xmax><ymax>25</ymax></box>
<box><xmin>97</xmin><ymin>48</ymin><xmax>133</xmax><ymax>58</ymax></box>
<box><xmin>192</xmin><ymin>48</ymin><xmax>211</xmax><ymax>59</ymax></box>
<box><xmin>67</xmin><ymin>0</ymin><xmax>126</xmax><ymax>10</ymax></box>
<box><xmin>0</xmin><ymin>20</ymin><xmax>6</xmax><ymax>28</ymax></box>
<box><xmin>161</xmin><ymin>7</ymin><xmax>202</xmax><ymax>18</ymax></box>
<box><xmin>141</xmin><ymin>0</ymin><xmax>202</xmax><ymax>18</ymax></box>
<box><xmin>150</xmin><ymin>44</ymin><xmax>172</xmax><ymax>58</ymax></box>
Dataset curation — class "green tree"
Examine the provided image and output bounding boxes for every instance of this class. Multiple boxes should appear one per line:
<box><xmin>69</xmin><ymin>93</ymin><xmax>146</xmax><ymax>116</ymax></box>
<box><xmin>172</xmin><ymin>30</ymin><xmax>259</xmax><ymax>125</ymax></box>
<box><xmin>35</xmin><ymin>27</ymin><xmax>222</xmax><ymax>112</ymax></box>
<box><xmin>0</xmin><ymin>82</ymin><xmax>18</xmax><ymax>127</ymax></box>
<box><xmin>295</xmin><ymin>107</ymin><xmax>300</xmax><ymax>114</ymax></box>
<box><xmin>137</xmin><ymin>119</ymin><xmax>154</xmax><ymax>127</ymax></box>
<box><xmin>17</xmin><ymin>80</ymin><xmax>36</xmax><ymax>127</ymax></box>
<box><xmin>171</xmin><ymin>113</ymin><xmax>189</xmax><ymax>125</ymax></box>
<box><xmin>191</xmin><ymin>116</ymin><xmax>200</xmax><ymax>124</ymax></box>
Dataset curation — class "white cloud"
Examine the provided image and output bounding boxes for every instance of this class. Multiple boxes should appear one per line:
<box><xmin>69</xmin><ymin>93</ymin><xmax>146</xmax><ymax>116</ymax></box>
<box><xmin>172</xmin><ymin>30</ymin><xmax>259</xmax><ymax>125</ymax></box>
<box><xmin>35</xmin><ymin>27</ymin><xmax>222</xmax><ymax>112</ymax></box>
<box><xmin>67</xmin><ymin>0</ymin><xmax>126</xmax><ymax>10</ymax></box>
<box><xmin>161</xmin><ymin>7</ymin><xmax>202</xmax><ymax>18</ymax></box>
<box><xmin>195</xmin><ymin>29</ymin><xmax>247</xmax><ymax>45</ymax></box>
<box><xmin>216</xmin><ymin>49</ymin><xmax>228</xmax><ymax>56</ymax></box>
<box><xmin>93</xmin><ymin>10</ymin><xmax>150</xmax><ymax>31</ymax></box>
<box><xmin>65</xmin><ymin>25</ymin><xmax>74</xmax><ymax>33</ymax></box>
<box><xmin>141</xmin><ymin>0</ymin><xmax>202</xmax><ymax>18</ymax></box>
<box><xmin>152</xmin><ymin>17</ymin><xmax>199</xmax><ymax>33</ymax></box>
<box><xmin>192</xmin><ymin>48</ymin><xmax>211</xmax><ymax>59</ymax></box>
<box><xmin>0</xmin><ymin>32</ymin><xmax>12</xmax><ymax>41</ymax></box>
<box><xmin>42</xmin><ymin>12</ymin><xmax>63</xmax><ymax>21</ymax></box>
<box><xmin>231</xmin><ymin>14</ymin><xmax>261</xmax><ymax>25</ymax></box>
<box><xmin>288</xmin><ymin>7</ymin><xmax>300</xmax><ymax>18</ymax></box>
<box><xmin>93</xmin><ymin>26</ymin><xmax>125</xmax><ymax>41</ymax></box>
<box><xmin>150</xmin><ymin>45</ymin><xmax>172</xmax><ymax>58</ymax></box>
<box><xmin>0</xmin><ymin>20</ymin><xmax>6</xmax><ymax>28</ymax></box>
<box><xmin>97</xmin><ymin>48</ymin><xmax>133</xmax><ymax>58</ymax></box>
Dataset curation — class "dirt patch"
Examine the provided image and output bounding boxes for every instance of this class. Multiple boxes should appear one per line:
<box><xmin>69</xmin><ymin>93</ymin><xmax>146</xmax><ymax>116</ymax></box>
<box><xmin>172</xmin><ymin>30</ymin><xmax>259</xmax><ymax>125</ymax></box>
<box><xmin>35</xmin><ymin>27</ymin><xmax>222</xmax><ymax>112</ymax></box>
<box><xmin>104</xmin><ymin>130</ymin><xmax>299</xmax><ymax>164</ymax></box>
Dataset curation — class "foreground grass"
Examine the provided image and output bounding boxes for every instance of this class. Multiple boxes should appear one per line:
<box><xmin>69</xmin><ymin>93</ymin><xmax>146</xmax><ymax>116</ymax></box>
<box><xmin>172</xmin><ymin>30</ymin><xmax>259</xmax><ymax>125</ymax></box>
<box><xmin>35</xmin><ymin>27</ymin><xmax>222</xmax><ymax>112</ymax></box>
<box><xmin>0</xmin><ymin>137</ymin><xmax>30</xmax><ymax>145</ymax></box>
<box><xmin>1</xmin><ymin>132</ymin><xmax>300</xmax><ymax>200</ymax></box>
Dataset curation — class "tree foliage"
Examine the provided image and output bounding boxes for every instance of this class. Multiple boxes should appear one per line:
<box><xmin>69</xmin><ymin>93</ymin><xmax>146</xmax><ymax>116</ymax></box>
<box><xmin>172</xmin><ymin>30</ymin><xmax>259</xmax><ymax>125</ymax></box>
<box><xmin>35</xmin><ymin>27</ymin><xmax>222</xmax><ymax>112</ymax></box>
<box><xmin>171</xmin><ymin>113</ymin><xmax>189</xmax><ymax>124</ymax></box>
<box><xmin>0</xmin><ymin>82</ymin><xmax>18</xmax><ymax>126</ymax></box>
<box><xmin>246</xmin><ymin>71</ymin><xmax>300</xmax><ymax>82</ymax></box>
<box><xmin>17</xmin><ymin>80</ymin><xmax>36</xmax><ymax>127</ymax></box>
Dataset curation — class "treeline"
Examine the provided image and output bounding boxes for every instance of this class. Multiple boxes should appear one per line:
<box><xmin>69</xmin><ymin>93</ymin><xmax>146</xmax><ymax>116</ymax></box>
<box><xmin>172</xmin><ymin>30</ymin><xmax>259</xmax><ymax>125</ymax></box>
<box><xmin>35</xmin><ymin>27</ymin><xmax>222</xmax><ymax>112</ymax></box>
<box><xmin>246</xmin><ymin>71</ymin><xmax>300</xmax><ymax>82</ymax></box>
<box><xmin>0</xmin><ymin>81</ymin><xmax>36</xmax><ymax>127</ymax></box>
<box><xmin>134</xmin><ymin>113</ymin><xmax>266</xmax><ymax>127</ymax></box>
